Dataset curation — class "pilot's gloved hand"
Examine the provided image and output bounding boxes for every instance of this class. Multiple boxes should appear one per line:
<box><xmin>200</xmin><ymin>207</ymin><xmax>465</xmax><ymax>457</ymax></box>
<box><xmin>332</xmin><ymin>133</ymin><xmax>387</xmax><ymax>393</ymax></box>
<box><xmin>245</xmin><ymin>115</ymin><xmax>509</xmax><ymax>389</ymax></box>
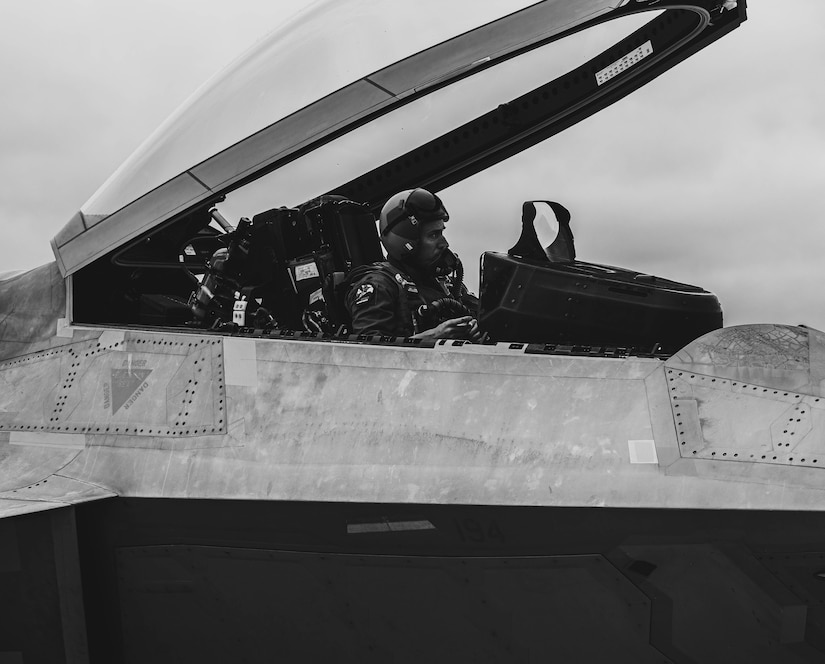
<box><xmin>463</xmin><ymin>318</ymin><xmax>486</xmax><ymax>343</ymax></box>
<box><xmin>415</xmin><ymin>316</ymin><xmax>485</xmax><ymax>342</ymax></box>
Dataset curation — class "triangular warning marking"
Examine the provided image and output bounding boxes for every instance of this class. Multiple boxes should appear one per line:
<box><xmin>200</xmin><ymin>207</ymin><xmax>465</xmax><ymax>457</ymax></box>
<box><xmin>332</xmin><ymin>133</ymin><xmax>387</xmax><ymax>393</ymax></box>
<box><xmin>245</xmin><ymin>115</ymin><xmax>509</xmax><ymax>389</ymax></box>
<box><xmin>111</xmin><ymin>369</ymin><xmax>152</xmax><ymax>413</ymax></box>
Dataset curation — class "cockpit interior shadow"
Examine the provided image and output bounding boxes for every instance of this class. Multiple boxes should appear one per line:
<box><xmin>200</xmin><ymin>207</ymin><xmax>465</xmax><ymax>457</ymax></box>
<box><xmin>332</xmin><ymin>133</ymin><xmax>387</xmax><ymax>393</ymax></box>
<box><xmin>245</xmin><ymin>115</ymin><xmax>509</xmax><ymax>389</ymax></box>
<box><xmin>73</xmin><ymin>196</ymin><xmax>721</xmax><ymax>355</ymax></box>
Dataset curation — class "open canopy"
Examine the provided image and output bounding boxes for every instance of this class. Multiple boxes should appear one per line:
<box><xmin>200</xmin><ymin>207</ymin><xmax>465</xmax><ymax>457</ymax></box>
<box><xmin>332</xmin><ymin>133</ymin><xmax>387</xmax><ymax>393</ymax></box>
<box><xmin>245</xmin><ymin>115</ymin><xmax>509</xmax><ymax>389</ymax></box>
<box><xmin>51</xmin><ymin>0</ymin><xmax>746</xmax><ymax>277</ymax></box>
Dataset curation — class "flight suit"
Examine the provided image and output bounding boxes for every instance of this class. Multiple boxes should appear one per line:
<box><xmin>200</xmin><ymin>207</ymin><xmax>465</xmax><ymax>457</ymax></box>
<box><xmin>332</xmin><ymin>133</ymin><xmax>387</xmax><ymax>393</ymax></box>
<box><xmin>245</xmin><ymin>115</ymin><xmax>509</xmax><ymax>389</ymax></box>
<box><xmin>345</xmin><ymin>261</ymin><xmax>454</xmax><ymax>337</ymax></box>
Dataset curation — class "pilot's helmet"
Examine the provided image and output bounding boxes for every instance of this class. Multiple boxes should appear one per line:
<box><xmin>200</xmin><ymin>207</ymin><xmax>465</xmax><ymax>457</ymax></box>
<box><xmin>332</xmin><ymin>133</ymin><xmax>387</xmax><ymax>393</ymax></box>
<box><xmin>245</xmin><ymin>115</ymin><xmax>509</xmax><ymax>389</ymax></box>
<box><xmin>379</xmin><ymin>188</ymin><xmax>449</xmax><ymax>260</ymax></box>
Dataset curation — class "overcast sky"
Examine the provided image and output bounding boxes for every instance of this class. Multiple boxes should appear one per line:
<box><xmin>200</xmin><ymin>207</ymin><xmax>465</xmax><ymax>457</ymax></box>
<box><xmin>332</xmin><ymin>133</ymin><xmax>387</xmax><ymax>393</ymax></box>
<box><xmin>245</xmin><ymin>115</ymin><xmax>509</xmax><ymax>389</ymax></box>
<box><xmin>2</xmin><ymin>1</ymin><xmax>824</xmax><ymax>331</ymax></box>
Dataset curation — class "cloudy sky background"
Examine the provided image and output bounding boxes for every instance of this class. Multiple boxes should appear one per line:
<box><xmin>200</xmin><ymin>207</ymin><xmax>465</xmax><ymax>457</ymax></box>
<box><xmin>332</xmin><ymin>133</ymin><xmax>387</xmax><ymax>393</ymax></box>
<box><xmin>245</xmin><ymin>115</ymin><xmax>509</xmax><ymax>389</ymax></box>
<box><xmin>2</xmin><ymin>1</ymin><xmax>824</xmax><ymax>330</ymax></box>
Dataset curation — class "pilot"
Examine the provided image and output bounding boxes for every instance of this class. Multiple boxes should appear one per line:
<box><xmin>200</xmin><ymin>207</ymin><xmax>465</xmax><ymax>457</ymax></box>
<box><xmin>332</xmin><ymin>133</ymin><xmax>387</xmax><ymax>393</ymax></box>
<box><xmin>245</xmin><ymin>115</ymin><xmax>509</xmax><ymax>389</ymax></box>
<box><xmin>345</xmin><ymin>188</ymin><xmax>483</xmax><ymax>341</ymax></box>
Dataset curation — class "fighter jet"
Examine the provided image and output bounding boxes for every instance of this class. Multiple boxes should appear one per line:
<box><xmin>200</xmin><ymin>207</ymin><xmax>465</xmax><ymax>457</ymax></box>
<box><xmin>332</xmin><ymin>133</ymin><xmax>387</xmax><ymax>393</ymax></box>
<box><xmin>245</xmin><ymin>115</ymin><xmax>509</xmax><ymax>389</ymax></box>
<box><xmin>6</xmin><ymin>1</ymin><xmax>825</xmax><ymax>662</ymax></box>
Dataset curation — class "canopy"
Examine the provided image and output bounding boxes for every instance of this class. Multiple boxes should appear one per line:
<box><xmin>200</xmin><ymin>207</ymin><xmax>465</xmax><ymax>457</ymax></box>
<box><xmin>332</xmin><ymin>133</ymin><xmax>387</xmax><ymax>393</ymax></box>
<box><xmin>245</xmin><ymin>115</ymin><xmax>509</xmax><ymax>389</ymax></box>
<box><xmin>51</xmin><ymin>0</ymin><xmax>746</xmax><ymax>276</ymax></box>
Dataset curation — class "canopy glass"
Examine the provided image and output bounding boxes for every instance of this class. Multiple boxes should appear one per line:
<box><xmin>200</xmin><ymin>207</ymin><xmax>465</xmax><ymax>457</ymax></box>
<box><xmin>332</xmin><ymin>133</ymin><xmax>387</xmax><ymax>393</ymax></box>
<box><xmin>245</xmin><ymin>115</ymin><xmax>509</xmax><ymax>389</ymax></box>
<box><xmin>51</xmin><ymin>0</ymin><xmax>739</xmax><ymax>276</ymax></box>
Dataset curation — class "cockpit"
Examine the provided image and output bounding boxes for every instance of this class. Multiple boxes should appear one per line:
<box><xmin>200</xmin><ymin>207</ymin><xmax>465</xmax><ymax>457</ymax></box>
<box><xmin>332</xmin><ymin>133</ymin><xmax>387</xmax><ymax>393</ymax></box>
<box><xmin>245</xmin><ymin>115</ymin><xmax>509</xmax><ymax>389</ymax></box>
<box><xmin>51</xmin><ymin>0</ymin><xmax>744</xmax><ymax>355</ymax></box>
<box><xmin>71</xmin><ymin>193</ymin><xmax>721</xmax><ymax>354</ymax></box>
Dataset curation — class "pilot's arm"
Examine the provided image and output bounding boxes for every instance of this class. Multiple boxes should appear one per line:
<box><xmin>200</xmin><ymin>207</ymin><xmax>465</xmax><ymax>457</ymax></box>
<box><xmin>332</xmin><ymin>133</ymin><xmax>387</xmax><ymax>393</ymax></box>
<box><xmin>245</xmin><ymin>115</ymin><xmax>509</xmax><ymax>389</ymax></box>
<box><xmin>346</xmin><ymin>273</ymin><xmax>408</xmax><ymax>337</ymax></box>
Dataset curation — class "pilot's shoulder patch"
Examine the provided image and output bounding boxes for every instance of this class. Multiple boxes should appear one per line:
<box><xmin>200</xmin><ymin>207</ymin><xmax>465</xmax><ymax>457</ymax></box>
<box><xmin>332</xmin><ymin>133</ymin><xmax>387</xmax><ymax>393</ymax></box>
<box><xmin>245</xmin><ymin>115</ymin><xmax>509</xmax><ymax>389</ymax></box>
<box><xmin>353</xmin><ymin>283</ymin><xmax>375</xmax><ymax>306</ymax></box>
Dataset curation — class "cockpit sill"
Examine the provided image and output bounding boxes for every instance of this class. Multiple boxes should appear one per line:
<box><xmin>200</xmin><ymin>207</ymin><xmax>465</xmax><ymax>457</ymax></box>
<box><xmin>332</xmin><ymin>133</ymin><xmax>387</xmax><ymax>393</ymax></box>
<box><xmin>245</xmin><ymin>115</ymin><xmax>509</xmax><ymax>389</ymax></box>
<box><xmin>58</xmin><ymin>318</ymin><xmax>674</xmax><ymax>362</ymax></box>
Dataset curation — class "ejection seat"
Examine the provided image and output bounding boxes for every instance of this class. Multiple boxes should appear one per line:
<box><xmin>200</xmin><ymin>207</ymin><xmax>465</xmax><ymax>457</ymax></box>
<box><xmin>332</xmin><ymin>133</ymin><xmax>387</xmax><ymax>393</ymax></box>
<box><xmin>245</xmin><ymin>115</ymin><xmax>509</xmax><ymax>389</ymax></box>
<box><xmin>223</xmin><ymin>196</ymin><xmax>382</xmax><ymax>332</ymax></box>
<box><xmin>182</xmin><ymin>196</ymin><xmax>381</xmax><ymax>332</ymax></box>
